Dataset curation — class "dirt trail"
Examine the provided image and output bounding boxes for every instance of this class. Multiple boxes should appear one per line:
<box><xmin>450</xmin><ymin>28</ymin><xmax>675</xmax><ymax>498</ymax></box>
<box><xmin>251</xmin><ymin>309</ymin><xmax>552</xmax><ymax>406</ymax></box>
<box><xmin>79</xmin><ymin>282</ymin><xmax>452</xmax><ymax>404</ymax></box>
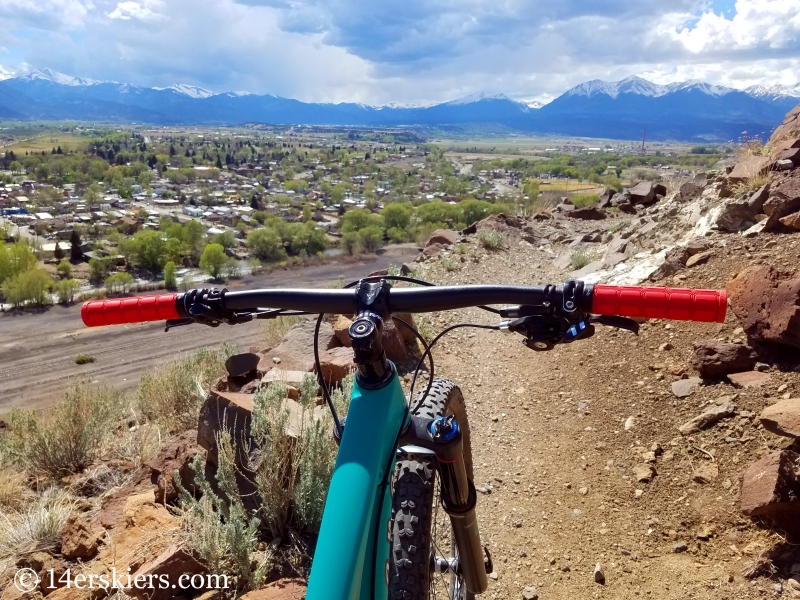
<box><xmin>0</xmin><ymin>247</ymin><xmax>417</xmax><ymax>414</ymax></box>
<box><xmin>413</xmin><ymin>238</ymin><xmax>794</xmax><ymax>599</ymax></box>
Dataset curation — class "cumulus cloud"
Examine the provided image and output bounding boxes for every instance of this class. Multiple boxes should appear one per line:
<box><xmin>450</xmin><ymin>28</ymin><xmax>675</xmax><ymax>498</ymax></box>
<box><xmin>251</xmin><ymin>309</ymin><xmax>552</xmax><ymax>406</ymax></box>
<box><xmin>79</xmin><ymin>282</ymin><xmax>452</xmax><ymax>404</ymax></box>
<box><xmin>108</xmin><ymin>0</ymin><xmax>164</xmax><ymax>21</ymax></box>
<box><xmin>1</xmin><ymin>0</ymin><xmax>799</xmax><ymax>104</ymax></box>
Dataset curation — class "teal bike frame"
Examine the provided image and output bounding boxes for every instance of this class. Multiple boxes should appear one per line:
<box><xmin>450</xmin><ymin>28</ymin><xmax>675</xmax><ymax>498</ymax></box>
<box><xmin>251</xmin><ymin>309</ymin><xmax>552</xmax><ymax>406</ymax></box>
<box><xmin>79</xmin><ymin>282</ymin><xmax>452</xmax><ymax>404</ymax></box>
<box><xmin>305</xmin><ymin>367</ymin><xmax>409</xmax><ymax>600</ymax></box>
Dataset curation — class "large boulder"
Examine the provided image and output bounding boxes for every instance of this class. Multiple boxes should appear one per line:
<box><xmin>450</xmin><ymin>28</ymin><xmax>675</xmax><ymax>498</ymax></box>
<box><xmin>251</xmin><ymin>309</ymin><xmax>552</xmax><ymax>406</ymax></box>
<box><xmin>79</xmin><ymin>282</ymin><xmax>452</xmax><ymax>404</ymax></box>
<box><xmin>566</xmin><ymin>206</ymin><xmax>607</xmax><ymax>220</ymax></box>
<box><xmin>426</xmin><ymin>229</ymin><xmax>459</xmax><ymax>247</ymax></box>
<box><xmin>761</xmin><ymin>400</ymin><xmax>800</xmax><ymax>438</ymax></box>
<box><xmin>129</xmin><ymin>545</ymin><xmax>207</xmax><ymax>600</ymax></box>
<box><xmin>597</xmin><ymin>188</ymin><xmax>616</xmax><ymax>208</ymax></box>
<box><xmin>713</xmin><ymin>184</ymin><xmax>770</xmax><ymax>232</ymax></box>
<box><xmin>780</xmin><ymin>211</ymin><xmax>800</xmax><ymax>230</ymax></box>
<box><xmin>740</xmin><ymin>450</ymin><xmax>800</xmax><ymax>533</ymax></box>
<box><xmin>691</xmin><ymin>340</ymin><xmax>758</xmax><ymax>378</ymax></box>
<box><xmin>627</xmin><ymin>181</ymin><xmax>656</xmax><ymax>205</ymax></box>
<box><xmin>764</xmin><ymin>172</ymin><xmax>800</xmax><ymax>231</ymax></box>
<box><xmin>767</xmin><ymin>100</ymin><xmax>800</xmax><ymax>145</ymax></box>
<box><xmin>259</xmin><ymin>319</ymin><xmax>337</xmax><ymax>372</ymax></box>
<box><xmin>147</xmin><ymin>429</ymin><xmax>204</xmax><ymax>503</ymax></box>
<box><xmin>727</xmin><ymin>155</ymin><xmax>770</xmax><ymax>183</ymax></box>
<box><xmin>727</xmin><ymin>265</ymin><xmax>800</xmax><ymax>350</ymax></box>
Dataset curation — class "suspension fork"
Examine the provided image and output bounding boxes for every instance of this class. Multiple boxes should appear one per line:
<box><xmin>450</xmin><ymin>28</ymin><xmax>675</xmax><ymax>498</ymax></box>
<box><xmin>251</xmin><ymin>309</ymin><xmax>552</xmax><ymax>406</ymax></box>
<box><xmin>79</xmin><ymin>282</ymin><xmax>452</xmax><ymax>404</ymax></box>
<box><xmin>399</xmin><ymin>415</ymin><xmax>490</xmax><ymax>594</ymax></box>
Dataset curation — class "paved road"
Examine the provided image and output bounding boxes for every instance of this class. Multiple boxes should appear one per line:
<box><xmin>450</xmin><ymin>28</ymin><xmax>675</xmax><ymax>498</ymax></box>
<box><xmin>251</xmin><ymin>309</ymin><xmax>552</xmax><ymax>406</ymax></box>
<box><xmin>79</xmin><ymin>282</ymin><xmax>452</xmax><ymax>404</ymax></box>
<box><xmin>0</xmin><ymin>246</ymin><xmax>419</xmax><ymax>414</ymax></box>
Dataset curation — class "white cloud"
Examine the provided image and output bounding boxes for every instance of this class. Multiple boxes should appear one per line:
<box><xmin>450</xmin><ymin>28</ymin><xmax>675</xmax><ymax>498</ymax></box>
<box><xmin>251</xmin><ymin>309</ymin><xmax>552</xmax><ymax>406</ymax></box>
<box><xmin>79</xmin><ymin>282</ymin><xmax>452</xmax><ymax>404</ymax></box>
<box><xmin>0</xmin><ymin>64</ymin><xmax>16</xmax><ymax>80</ymax></box>
<box><xmin>671</xmin><ymin>0</ymin><xmax>800</xmax><ymax>53</ymax></box>
<box><xmin>108</xmin><ymin>0</ymin><xmax>164</xmax><ymax>21</ymax></box>
<box><xmin>1</xmin><ymin>0</ymin><xmax>800</xmax><ymax>104</ymax></box>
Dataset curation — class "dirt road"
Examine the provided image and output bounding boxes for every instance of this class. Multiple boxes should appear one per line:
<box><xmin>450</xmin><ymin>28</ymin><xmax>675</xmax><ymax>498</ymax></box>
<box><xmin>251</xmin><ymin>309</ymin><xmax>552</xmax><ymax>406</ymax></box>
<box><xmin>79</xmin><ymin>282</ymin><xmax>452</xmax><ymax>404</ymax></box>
<box><xmin>0</xmin><ymin>247</ymin><xmax>418</xmax><ymax>414</ymax></box>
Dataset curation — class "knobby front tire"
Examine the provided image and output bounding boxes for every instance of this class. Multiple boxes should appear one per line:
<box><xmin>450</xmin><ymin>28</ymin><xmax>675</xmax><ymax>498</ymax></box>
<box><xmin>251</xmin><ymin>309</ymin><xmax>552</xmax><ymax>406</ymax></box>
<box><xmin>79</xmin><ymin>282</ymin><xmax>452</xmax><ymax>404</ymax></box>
<box><xmin>388</xmin><ymin>378</ymin><xmax>477</xmax><ymax>600</ymax></box>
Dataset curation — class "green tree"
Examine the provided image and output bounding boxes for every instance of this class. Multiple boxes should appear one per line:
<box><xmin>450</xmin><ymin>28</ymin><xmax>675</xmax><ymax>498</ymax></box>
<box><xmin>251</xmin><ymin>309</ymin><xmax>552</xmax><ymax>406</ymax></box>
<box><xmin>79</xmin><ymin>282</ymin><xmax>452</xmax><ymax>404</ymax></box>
<box><xmin>70</xmin><ymin>229</ymin><xmax>82</xmax><ymax>262</ymax></box>
<box><xmin>54</xmin><ymin>243</ymin><xmax>65</xmax><ymax>261</ymax></box>
<box><xmin>9</xmin><ymin>161</ymin><xmax>22</xmax><ymax>174</ymax></box>
<box><xmin>341</xmin><ymin>231</ymin><xmax>359</xmax><ymax>255</ymax></box>
<box><xmin>381</xmin><ymin>203</ymin><xmax>412</xmax><ymax>231</ymax></box>
<box><xmin>0</xmin><ymin>242</ymin><xmax>37</xmax><ymax>284</ymax></box>
<box><xmin>89</xmin><ymin>258</ymin><xmax>112</xmax><ymax>284</ymax></box>
<box><xmin>213</xmin><ymin>230</ymin><xmax>237</xmax><ymax>250</ymax></box>
<box><xmin>358</xmin><ymin>226</ymin><xmax>383</xmax><ymax>253</ymax></box>
<box><xmin>164</xmin><ymin>261</ymin><xmax>178</xmax><ymax>290</ymax></box>
<box><xmin>246</xmin><ymin>228</ymin><xmax>287</xmax><ymax>262</ymax></box>
<box><xmin>133</xmin><ymin>230</ymin><xmax>167</xmax><ymax>275</ymax></box>
<box><xmin>2</xmin><ymin>268</ymin><xmax>52</xmax><ymax>308</ymax></box>
<box><xmin>84</xmin><ymin>183</ymin><xmax>103</xmax><ymax>207</ymax></box>
<box><xmin>386</xmin><ymin>227</ymin><xmax>409</xmax><ymax>244</ymax></box>
<box><xmin>339</xmin><ymin>209</ymin><xmax>383</xmax><ymax>233</ymax></box>
<box><xmin>105</xmin><ymin>272</ymin><xmax>133</xmax><ymax>295</ymax></box>
<box><xmin>289</xmin><ymin>222</ymin><xmax>327</xmax><ymax>256</ymax></box>
<box><xmin>53</xmin><ymin>279</ymin><xmax>80</xmax><ymax>304</ymax></box>
<box><xmin>200</xmin><ymin>243</ymin><xmax>229</xmax><ymax>280</ymax></box>
<box><xmin>57</xmin><ymin>260</ymin><xmax>72</xmax><ymax>278</ymax></box>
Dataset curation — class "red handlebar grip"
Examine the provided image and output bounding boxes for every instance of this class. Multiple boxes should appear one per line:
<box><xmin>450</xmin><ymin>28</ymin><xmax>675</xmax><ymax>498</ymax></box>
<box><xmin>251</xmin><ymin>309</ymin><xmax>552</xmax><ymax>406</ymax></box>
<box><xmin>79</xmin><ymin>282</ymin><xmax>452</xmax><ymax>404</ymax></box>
<box><xmin>591</xmin><ymin>285</ymin><xmax>727</xmax><ymax>323</ymax></box>
<box><xmin>81</xmin><ymin>293</ymin><xmax>181</xmax><ymax>327</ymax></box>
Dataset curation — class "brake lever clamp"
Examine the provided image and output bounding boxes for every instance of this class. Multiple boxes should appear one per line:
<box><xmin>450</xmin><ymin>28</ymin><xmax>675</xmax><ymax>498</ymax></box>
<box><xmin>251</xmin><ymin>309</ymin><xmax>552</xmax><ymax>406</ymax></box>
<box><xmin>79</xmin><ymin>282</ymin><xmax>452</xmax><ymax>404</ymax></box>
<box><xmin>177</xmin><ymin>288</ymin><xmax>254</xmax><ymax>328</ymax></box>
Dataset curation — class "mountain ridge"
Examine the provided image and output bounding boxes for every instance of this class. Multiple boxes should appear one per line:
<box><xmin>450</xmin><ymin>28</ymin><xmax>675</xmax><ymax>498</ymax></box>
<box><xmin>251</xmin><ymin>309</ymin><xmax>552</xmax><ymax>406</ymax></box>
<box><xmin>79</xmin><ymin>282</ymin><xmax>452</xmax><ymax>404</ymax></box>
<box><xmin>1</xmin><ymin>69</ymin><xmax>799</xmax><ymax>141</ymax></box>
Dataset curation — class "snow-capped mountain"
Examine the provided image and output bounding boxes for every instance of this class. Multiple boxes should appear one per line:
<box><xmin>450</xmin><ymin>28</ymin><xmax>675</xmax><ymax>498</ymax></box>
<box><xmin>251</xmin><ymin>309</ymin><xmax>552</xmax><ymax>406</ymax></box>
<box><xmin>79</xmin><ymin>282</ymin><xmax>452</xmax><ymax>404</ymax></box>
<box><xmin>156</xmin><ymin>84</ymin><xmax>215</xmax><ymax>99</ymax></box>
<box><xmin>1</xmin><ymin>69</ymin><xmax>799</xmax><ymax>141</ymax></box>
<box><xmin>19</xmin><ymin>68</ymin><xmax>101</xmax><ymax>87</ymax></box>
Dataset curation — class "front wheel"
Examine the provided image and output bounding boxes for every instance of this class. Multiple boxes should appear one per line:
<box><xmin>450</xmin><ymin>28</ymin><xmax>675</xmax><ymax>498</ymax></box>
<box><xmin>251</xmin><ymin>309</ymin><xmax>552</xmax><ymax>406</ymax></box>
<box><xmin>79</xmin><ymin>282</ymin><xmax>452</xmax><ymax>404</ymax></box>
<box><xmin>388</xmin><ymin>379</ymin><xmax>477</xmax><ymax>600</ymax></box>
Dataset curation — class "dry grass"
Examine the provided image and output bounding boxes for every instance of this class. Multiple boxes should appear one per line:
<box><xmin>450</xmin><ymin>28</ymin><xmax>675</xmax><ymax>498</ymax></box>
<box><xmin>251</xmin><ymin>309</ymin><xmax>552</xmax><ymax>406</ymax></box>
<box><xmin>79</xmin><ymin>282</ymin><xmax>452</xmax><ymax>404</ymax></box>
<box><xmin>2</xmin><ymin>383</ymin><xmax>125</xmax><ymax>479</ymax></box>
<box><xmin>107</xmin><ymin>420</ymin><xmax>162</xmax><ymax>468</ymax></box>
<box><xmin>0</xmin><ymin>487</ymin><xmax>76</xmax><ymax>557</ymax></box>
<box><xmin>261</xmin><ymin>315</ymin><xmax>302</xmax><ymax>349</ymax></box>
<box><xmin>136</xmin><ymin>344</ymin><xmax>235</xmax><ymax>431</ymax></box>
<box><xmin>733</xmin><ymin>174</ymin><xmax>771</xmax><ymax>197</ymax></box>
<box><xmin>477</xmin><ymin>229</ymin><xmax>505</xmax><ymax>250</ymax></box>
<box><xmin>570</xmin><ymin>248</ymin><xmax>594</xmax><ymax>270</ymax></box>
<box><xmin>734</xmin><ymin>132</ymin><xmax>769</xmax><ymax>161</ymax></box>
<box><xmin>0</xmin><ymin>470</ymin><xmax>34</xmax><ymax>511</ymax></box>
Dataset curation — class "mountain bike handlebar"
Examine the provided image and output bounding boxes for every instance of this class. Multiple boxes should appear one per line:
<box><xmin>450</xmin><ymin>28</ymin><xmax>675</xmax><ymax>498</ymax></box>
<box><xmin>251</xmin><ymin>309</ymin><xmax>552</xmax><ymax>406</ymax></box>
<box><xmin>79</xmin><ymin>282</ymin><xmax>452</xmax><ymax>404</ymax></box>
<box><xmin>81</xmin><ymin>283</ymin><xmax>727</xmax><ymax>328</ymax></box>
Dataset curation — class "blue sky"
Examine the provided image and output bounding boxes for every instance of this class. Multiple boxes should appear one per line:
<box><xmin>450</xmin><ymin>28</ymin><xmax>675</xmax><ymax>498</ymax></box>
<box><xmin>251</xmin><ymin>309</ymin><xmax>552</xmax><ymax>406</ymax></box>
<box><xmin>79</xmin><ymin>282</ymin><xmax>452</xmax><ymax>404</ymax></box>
<box><xmin>1</xmin><ymin>0</ymin><xmax>799</xmax><ymax>105</ymax></box>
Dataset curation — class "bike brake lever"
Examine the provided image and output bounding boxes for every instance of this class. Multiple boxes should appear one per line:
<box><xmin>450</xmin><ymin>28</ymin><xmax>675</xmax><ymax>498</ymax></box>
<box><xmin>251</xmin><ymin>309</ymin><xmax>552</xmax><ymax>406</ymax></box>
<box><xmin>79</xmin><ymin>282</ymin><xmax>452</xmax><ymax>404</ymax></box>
<box><xmin>588</xmin><ymin>315</ymin><xmax>640</xmax><ymax>335</ymax></box>
<box><xmin>164</xmin><ymin>318</ymin><xmax>195</xmax><ymax>332</ymax></box>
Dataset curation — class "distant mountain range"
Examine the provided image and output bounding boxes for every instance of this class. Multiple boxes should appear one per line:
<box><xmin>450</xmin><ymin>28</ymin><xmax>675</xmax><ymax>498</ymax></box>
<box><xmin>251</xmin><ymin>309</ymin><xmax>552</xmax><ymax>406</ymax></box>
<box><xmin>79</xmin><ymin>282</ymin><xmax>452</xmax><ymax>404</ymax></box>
<box><xmin>1</xmin><ymin>69</ymin><xmax>798</xmax><ymax>142</ymax></box>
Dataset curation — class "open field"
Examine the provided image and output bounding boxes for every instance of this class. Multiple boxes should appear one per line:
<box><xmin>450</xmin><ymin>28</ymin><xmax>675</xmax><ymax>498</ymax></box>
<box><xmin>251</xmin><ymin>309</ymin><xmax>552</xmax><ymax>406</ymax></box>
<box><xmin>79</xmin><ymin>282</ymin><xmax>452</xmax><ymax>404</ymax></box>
<box><xmin>536</xmin><ymin>179</ymin><xmax>602</xmax><ymax>192</ymax></box>
<box><xmin>2</xmin><ymin>133</ymin><xmax>86</xmax><ymax>153</ymax></box>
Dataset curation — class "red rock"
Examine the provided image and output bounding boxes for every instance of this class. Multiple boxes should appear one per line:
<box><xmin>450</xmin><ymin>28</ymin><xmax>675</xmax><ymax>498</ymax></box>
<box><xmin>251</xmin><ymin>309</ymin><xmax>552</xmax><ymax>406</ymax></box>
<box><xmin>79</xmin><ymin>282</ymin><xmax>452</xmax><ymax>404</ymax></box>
<box><xmin>314</xmin><ymin>346</ymin><xmax>355</xmax><ymax>387</ymax></box>
<box><xmin>727</xmin><ymin>371</ymin><xmax>771</xmax><ymax>388</ymax></box>
<box><xmin>728</xmin><ymin>155</ymin><xmax>770</xmax><ymax>183</ymax></box>
<box><xmin>685</xmin><ymin>250</ymin><xmax>714</xmax><ymax>268</ymax></box>
<box><xmin>726</xmin><ymin>265</ymin><xmax>800</xmax><ymax>349</ymax></box>
<box><xmin>768</xmin><ymin>102</ymin><xmax>800</xmax><ymax>146</ymax></box>
<box><xmin>147</xmin><ymin>429</ymin><xmax>204</xmax><ymax>503</ymax></box>
<box><xmin>382</xmin><ymin>319</ymin><xmax>408</xmax><ymax>363</ymax></box>
<box><xmin>566</xmin><ymin>206</ymin><xmax>607</xmax><ymax>220</ymax></box>
<box><xmin>628</xmin><ymin>181</ymin><xmax>656</xmax><ymax>205</ymax></box>
<box><xmin>691</xmin><ymin>341</ymin><xmax>758</xmax><ymax>378</ymax></box>
<box><xmin>426</xmin><ymin>229</ymin><xmax>459</xmax><ymax>247</ymax></box>
<box><xmin>197</xmin><ymin>392</ymin><xmax>254</xmax><ymax>461</ymax></box>
<box><xmin>392</xmin><ymin>313</ymin><xmax>418</xmax><ymax>343</ymax></box>
<box><xmin>60</xmin><ymin>513</ymin><xmax>103</xmax><ymax>559</ymax></box>
<box><xmin>415</xmin><ymin>242</ymin><xmax>444</xmax><ymax>262</ymax></box>
<box><xmin>332</xmin><ymin>315</ymin><xmax>353</xmax><ymax>347</ymax></box>
<box><xmin>760</xmin><ymin>400</ymin><xmax>800</xmax><ymax>438</ymax></box>
<box><xmin>39</xmin><ymin>557</ymin><xmax>68</xmax><ymax>596</ymax></box>
<box><xmin>239</xmin><ymin>579</ymin><xmax>307</xmax><ymax>600</ymax></box>
<box><xmin>741</xmin><ymin>450</ymin><xmax>800</xmax><ymax>532</ymax></box>
<box><xmin>764</xmin><ymin>171</ymin><xmax>800</xmax><ymax>231</ymax></box>
<box><xmin>779</xmin><ymin>211</ymin><xmax>800</xmax><ymax>230</ymax></box>
<box><xmin>128</xmin><ymin>545</ymin><xmax>206</xmax><ymax>600</ymax></box>
<box><xmin>258</xmin><ymin>320</ymin><xmax>337</xmax><ymax>372</ymax></box>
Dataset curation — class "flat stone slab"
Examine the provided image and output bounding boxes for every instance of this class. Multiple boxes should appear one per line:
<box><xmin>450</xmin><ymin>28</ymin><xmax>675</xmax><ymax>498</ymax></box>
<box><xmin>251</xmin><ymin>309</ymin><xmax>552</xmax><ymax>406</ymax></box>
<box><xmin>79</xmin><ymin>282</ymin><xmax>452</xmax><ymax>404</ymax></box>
<box><xmin>727</xmin><ymin>371</ymin><xmax>771</xmax><ymax>389</ymax></box>
<box><xmin>672</xmin><ymin>377</ymin><xmax>703</xmax><ymax>398</ymax></box>
<box><xmin>761</xmin><ymin>400</ymin><xmax>800</xmax><ymax>438</ymax></box>
<box><xmin>679</xmin><ymin>401</ymin><xmax>736</xmax><ymax>435</ymax></box>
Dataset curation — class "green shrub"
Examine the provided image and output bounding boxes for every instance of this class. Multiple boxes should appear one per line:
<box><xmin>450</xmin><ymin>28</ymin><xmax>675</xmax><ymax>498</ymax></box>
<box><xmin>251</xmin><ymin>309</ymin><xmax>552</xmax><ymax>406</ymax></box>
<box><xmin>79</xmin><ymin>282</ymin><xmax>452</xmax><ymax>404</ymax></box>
<box><xmin>570</xmin><ymin>248</ymin><xmax>593</xmax><ymax>270</ymax></box>
<box><xmin>441</xmin><ymin>256</ymin><xmax>460</xmax><ymax>272</ymax></box>
<box><xmin>164</xmin><ymin>260</ymin><xmax>177</xmax><ymax>290</ymax></box>
<box><xmin>477</xmin><ymin>229</ymin><xmax>504</xmax><ymax>250</ymax></box>
<box><xmin>137</xmin><ymin>344</ymin><xmax>236</xmax><ymax>431</ymax></box>
<box><xmin>104</xmin><ymin>271</ymin><xmax>133</xmax><ymax>295</ymax></box>
<box><xmin>571</xmin><ymin>194</ymin><xmax>599</xmax><ymax>208</ymax></box>
<box><xmin>56</xmin><ymin>260</ymin><xmax>72</xmax><ymax>278</ymax></box>
<box><xmin>3</xmin><ymin>383</ymin><xmax>124</xmax><ymax>478</ymax></box>
<box><xmin>2</xmin><ymin>268</ymin><xmax>52</xmax><ymax>308</ymax></box>
<box><xmin>53</xmin><ymin>279</ymin><xmax>80</xmax><ymax>305</ymax></box>
<box><xmin>74</xmin><ymin>354</ymin><xmax>94</xmax><ymax>364</ymax></box>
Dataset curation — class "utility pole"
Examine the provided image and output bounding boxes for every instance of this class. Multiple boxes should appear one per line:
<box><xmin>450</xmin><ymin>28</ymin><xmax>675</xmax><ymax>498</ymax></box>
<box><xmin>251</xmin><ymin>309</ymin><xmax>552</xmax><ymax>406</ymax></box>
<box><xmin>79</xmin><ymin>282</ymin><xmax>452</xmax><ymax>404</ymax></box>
<box><xmin>641</xmin><ymin>128</ymin><xmax>647</xmax><ymax>154</ymax></box>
